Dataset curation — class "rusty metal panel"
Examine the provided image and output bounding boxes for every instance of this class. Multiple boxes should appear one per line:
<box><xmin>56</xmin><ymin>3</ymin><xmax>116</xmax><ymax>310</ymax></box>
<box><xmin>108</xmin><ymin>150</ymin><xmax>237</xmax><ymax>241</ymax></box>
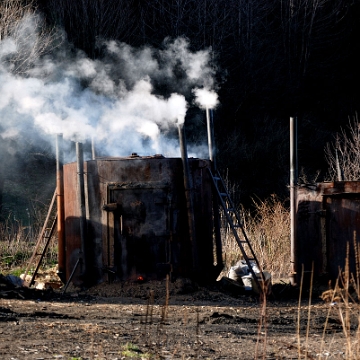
<box><xmin>63</xmin><ymin>162</ymin><xmax>82</xmax><ymax>285</ymax></box>
<box><xmin>322</xmin><ymin>181</ymin><xmax>360</xmax><ymax>195</ymax></box>
<box><xmin>296</xmin><ymin>185</ymin><xmax>326</xmax><ymax>281</ymax></box>
<box><xmin>84</xmin><ymin>161</ymin><xmax>104</xmax><ymax>283</ymax></box>
<box><xmin>324</xmin><ymin>193</ymin><xmax>360</xmax><ymax>281</ymax></box>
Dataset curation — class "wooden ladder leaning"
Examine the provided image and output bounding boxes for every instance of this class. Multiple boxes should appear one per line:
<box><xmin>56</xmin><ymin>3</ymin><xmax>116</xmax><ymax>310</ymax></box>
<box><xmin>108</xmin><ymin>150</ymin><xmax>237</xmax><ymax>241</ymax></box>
<box><xmin>23</xmin><ymin>190</ymin><xmax>57</xmax><ymax>287</ymax></box>
<box><xmin>208</xmin><ymin>168</ymin><xmax>265</xmax><ymax>293</ymax></box>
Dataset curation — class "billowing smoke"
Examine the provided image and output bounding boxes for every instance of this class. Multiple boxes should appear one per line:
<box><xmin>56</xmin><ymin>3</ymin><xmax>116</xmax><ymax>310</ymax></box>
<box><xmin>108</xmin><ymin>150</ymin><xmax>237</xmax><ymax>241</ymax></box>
<box><xmin>193</xmin><ymin>88</ymin><xmax>219</xmax><ymax>110</ymax></box>
<box><xmin>0</xmin><ymin>14</ymin><xmax>219</xmax><ymax>161</ymax></box>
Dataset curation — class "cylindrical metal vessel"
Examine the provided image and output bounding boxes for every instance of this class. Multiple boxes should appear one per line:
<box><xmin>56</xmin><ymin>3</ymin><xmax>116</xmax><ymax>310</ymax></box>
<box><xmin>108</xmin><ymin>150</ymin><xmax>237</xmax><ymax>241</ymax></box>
<box><xmin>63</xmin><ymin>155</ymin><xmax>221</xmax><ymax>286</ymax></box>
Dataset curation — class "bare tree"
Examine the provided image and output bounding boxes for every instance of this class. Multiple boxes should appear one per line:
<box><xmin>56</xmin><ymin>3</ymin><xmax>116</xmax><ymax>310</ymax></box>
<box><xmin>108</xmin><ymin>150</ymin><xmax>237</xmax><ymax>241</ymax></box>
<box><xmin>0</xmin><ymin>0</ymin><xmax>34</xmax><ymax>41</ymax></box>
<box><xmin>279</xmin><ymin>0</ymin><xmax>350</xmax><ymax>84</ymax></box>
<box><xmin>325</xmin><ymin>114</ymin><xmax>360</xmax><ymax>181</ymax></box>
<box><xmin>0</xmin><ymin>1</ymin><xmax>59</xmax><ymax>217</ymax></box>
<box><xmin>42</xmin><ymin>0</ymin><xmax>138</xmax><ymax>57</ymax></box>
<box><xmin>0</xmin><ymin>0</ymin><xmax>60</xmax><ymax>74</ymax></box>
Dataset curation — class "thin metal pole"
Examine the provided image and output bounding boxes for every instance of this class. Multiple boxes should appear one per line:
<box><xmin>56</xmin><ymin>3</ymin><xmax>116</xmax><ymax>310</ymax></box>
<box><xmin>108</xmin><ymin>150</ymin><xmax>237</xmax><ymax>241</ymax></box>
<box><xmin>91</xmin><ymin>136</ymin><xmax>96</xmax><ymax>160</ymax></box>
<box><xmin>290</xmin><ymin>116</ymin><xmax>298</xmax><ymax>286</ymax></box>
<box><xmin>61</xmin><ymin>258</ymin><xmax>80</xmax><ymax>295</ymax></box>
<box><xmin>205</xmin><ymin>108</ymin><xmax>222</xmax><ymax>273</ymax></box>
<box><xmin>206</xmin><ymin>107</ymin><xmax>217</xmax><ymax>171</ymax></box>
<box><xmin>76</xmin><ymin>142</ymin><xmax>87</xmax><ymax>279</ymax></box>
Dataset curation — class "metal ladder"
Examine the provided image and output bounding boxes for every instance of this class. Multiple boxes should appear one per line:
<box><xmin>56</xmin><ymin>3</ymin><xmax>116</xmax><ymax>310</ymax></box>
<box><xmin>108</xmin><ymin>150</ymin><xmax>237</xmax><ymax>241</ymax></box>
<box><xmin>23</xmin><ymin>190</ymin><xmax>57</xmax><ymax>287</ymax></box>
<box><xmin>209</xmin><ymin>169</ymin><xmax>265</xmax><ymax>293</ymax></box>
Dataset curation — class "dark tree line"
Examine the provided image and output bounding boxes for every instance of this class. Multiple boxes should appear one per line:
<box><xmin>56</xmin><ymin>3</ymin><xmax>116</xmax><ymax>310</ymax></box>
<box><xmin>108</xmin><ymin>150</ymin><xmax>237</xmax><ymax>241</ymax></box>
<box><xmin>38</xmin><ymin>0</ymin><xmax>357</xmax><ymax>111</ymax></box>
<box><xmin>36</xmin><ymin>0</ymin><xmax>360</xmax><ymax>203</ymax></box>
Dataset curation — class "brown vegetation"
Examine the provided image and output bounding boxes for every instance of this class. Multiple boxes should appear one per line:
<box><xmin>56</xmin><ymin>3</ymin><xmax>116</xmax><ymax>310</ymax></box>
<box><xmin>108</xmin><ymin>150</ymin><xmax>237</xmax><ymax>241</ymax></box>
<box><xmin>221</xmin><ymin>194</ymin><xmax>291</xmax><ymax>280</ymax></box>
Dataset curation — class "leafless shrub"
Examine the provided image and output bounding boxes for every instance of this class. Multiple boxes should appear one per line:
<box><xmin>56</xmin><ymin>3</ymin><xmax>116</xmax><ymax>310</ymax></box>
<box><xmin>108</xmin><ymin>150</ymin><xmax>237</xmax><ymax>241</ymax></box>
<box><xmin>318</xmin><ymin>240</ymin><xmax>360</xmax><ymax>359</ymax></box>
<box><xmin>325</xmin><ymin>113</ymin><xmax>360</xmax><ymax>181</ymax></box>
<box><xmin>221</xmin><ymin>194</ymin><xmax>291</xmax><ymax>279</ymax></box>
<box><xmin>245</xmin><ymin>195</ymin><xmax>291</xmax><ymax>278</ymax></box>
<box><xmin>0</xmin><ymin>0</ymin><xmax>34</xmax><ymax>40</ymax></box>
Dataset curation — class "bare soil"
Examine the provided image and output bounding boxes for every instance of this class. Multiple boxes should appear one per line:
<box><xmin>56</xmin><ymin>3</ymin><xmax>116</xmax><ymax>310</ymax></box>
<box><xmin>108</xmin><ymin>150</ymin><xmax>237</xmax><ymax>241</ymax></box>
<box><xmin>0</xmin><ymin>277</ymin><xmax>355</xmax><ymax>360</ymax></box>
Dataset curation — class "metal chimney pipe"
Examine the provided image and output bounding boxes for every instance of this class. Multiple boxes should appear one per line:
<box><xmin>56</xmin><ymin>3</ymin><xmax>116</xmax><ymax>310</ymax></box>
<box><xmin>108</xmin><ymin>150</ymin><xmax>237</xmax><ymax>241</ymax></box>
<box><xmin>177</xmin><ymin>123</ymin><xmax>199</xmax><ymax>272</ymax></box>
<box><xmin>206</xmin><ymin>107</ymin><xmax>217</xmax><ymax>170</ymax></box>
<box><xmin>56</xmin><ymin>134</ymin><xmax>66</xmax><ymax>282</ymax></box>
<box><xmin>205</xmin><ymin>108</ymin><xmax>223</xmax><ymax>274</ymax></box>
<box><xmin>290</xmin><ymin>116</ymin><xmax>298</xmax><ymax>286</ymax></box>
<box><xmin>91</xmin><ymin>136</ymin><xmax>96</xmax><ymax>160</ymax></box>
<box><xmin>76</xmin><ymin>142</ymin><xmax>87</xmax><ymax>279</ymax></box>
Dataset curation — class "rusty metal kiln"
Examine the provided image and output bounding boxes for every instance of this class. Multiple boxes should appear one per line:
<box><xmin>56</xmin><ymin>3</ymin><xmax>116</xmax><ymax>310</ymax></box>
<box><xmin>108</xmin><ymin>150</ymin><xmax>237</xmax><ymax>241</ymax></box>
<box><xmin>24</xmin><ymin>113</ymin><xmax>266</xmax><ymax>290</ymax></box>
<box><xmin>59</xmin><ymin>153</ymin><xmax>222</xmax><ymax>286</ymax></box>
<box><xmin>296</xmin><ymin>181</ymin><xmax>360</xmax><ymax>284</ymax></box>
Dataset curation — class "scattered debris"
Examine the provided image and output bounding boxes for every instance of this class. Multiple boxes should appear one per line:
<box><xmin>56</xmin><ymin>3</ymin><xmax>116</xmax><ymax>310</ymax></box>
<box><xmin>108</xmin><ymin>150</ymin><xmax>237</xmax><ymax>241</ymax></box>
<box><xmin>0</xmin><ymin>273</ymin><xmax>54</xmax><ymax>300</ymax></box>
<box><xmin>20</xmin><ymin>266</ymin><xmax>63</xmax><ymax>290</ymax></box>
<box><xmin>0</xmin><ymin>267</ymin><xmax>63</xmax><ymax>300</ymax></box>
<box><xmin>227</xmin><ymin>260</ymin><xmax>272</xmax><ymax>295</ymax></box>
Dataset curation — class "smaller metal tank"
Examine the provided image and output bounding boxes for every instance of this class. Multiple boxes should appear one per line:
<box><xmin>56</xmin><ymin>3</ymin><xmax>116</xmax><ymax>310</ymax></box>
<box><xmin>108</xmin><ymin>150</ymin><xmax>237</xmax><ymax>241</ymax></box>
<box><xmin>62</xmin><ymin>154</ymin><xmax>221</xmax><ymax>286</ymax></box>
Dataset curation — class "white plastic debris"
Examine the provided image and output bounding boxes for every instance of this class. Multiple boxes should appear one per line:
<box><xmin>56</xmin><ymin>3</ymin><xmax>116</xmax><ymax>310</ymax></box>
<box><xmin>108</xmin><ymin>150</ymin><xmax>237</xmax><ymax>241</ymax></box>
<box><xmin>227</xmin><ymin>259</ymin><xmax>272</xmax><ymax>294</ymax></box>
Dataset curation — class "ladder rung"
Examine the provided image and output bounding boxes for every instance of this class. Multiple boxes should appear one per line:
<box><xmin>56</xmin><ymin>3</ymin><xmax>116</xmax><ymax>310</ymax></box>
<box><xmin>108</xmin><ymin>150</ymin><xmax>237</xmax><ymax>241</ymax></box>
<box><xmin>211</xmin><ymin>171</ymin><xmax>263</xmax><ymax>285</ymax></box>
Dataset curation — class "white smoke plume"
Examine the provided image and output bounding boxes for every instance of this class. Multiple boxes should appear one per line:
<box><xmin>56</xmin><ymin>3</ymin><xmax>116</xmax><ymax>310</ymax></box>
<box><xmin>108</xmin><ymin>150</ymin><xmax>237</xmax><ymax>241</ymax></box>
<box><xmin>0</xmin><ymin>14</ymin><xmax>219</xmax><ymax>160</ymax></box>
<box><xmin>193</xmin><ymin>88</ymin><xmax>219</xmax><ymax>110</ymax></box>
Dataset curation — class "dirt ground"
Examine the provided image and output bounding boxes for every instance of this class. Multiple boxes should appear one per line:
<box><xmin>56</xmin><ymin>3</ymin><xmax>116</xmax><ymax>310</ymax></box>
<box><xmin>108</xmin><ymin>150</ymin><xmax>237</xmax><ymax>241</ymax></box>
<box><xmin>0</xmin><ymin>276</ymin><xmax>356</xmax><ymax>360</ymax></box>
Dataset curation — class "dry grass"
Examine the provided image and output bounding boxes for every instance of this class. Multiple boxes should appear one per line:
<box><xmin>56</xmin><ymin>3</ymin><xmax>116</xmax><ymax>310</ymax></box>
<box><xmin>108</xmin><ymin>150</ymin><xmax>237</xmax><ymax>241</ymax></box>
<box><xmin>0</xmin><ymin>213</ymin><xmax>57</xmax><ymax>275</ymax></box>
<box><xmin>318</xmin><ymin>241</ymin><xmax>360</xmax><ymax>360</ymax></box>
<box><xmin>221</xmin><ymin>193</ymin><xmax>291</xmax><ymax>280</ymax></box>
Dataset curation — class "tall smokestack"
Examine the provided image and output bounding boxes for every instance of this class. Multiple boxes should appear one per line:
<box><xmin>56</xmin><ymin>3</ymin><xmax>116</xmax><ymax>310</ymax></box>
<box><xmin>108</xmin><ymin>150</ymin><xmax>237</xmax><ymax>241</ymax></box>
<box><xmin>205</xmin><ymin>107</ymin><xmax>222</xmax><ymax>274</ymax></box>
<box><xmin>56</xmin><ymin>134</ymin><xmax>66</xmax><ymax>282</ymax></box>
<box><xmin>206</xmin><ymin>107</ymin><xmax>216</xmax><ymax>170</ymax></box>
<box><xmin>76</xmin><ymin>142</ymin><xmax>87</xmax><ymax>280</ymax></box>
<box><xmin>91</xmin><ymin>136</ymin><xmax>96</xmax><ymax>160</ymax></box>
<box><xmin>177</xmin><ymin>123</ymin><xmax>199</xmax><ymax>272</ymax></box>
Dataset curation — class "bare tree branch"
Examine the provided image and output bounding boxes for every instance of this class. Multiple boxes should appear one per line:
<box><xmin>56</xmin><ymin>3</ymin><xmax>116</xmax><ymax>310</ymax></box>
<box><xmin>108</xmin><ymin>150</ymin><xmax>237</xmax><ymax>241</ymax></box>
<box><xmin>325</xmin><ymin>113</ymin><xmax>360</xmax><ymax>181</ymax></box>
